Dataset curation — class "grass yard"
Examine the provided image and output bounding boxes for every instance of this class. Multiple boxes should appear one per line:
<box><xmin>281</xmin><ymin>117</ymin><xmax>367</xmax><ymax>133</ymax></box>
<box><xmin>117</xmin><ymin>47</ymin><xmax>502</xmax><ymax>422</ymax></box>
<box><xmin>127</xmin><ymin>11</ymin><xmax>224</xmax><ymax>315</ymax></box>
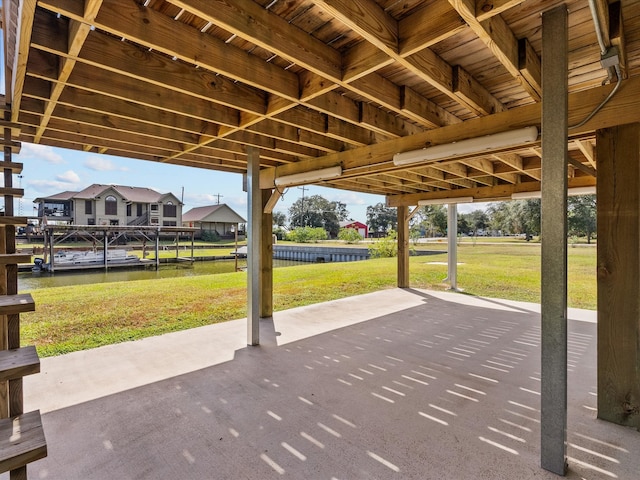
<box><xmin>21</xmin><ymin>243</ymin><xmax>596</xmax><ymax>357</ymax></box>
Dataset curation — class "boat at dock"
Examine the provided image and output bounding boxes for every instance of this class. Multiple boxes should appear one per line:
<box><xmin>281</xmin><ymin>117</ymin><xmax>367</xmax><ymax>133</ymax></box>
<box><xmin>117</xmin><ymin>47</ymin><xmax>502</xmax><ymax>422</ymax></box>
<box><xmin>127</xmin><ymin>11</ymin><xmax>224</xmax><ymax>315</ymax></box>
<box><xmin>33</xmin><ymin>249</ymin><xmax>142</xmax><ymax>272</ymax></box>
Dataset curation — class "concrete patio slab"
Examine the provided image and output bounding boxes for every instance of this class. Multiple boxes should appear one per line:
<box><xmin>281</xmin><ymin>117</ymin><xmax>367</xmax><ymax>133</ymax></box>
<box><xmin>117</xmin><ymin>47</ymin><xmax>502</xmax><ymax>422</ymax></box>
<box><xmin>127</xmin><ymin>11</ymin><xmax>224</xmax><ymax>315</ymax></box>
<box><xmin>21</xmin><ymin>289</ymin><xmax>639</xmax><ymax>479</ymax></box>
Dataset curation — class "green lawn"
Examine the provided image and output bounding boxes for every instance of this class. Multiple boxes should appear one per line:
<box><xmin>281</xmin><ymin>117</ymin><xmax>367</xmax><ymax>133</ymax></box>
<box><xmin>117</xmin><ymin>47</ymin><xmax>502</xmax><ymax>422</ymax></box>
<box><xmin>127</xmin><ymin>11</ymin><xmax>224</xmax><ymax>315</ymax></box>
<box><xmin>21</xmin><ymin>243</ymin><xmax>596</xmax><ymax>357</ymax></box>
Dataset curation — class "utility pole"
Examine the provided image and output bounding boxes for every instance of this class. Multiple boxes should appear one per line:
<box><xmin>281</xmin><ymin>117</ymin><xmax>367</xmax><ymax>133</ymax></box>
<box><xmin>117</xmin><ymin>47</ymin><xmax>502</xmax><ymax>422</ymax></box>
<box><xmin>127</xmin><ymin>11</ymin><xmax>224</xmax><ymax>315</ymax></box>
<box><xmin>213</xmin><ymin>193</ymin><xmax>224</xmax><ymax>204</ymax></box>
<box><xmin>298</xmin><ymin>186</ymin><xmax>308</xmax><ymax>226</ymax></box>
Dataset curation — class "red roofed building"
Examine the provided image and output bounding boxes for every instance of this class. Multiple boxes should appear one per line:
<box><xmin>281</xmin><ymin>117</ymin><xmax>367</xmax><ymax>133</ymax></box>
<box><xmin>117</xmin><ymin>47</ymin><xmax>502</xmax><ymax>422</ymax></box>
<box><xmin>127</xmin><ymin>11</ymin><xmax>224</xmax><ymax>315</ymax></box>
<box><xmin>339</xmin><ymin>220</ymin><xmax>368</xmax><ymax>239</ymax></box>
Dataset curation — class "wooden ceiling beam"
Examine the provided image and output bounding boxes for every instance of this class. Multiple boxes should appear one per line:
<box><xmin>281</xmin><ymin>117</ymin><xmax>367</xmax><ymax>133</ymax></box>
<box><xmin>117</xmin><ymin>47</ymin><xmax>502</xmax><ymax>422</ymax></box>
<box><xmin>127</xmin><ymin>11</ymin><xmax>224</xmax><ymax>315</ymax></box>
<box><xmin>476</xmin><ymin>0</ymin><xmax>524</xmax><ymax>22</ymax></box>
<box><xmin>447</xmin><ymin>0</ymin><xmax>542</xmax><ymax>101</ymax></box>
<box><xmin>18</xmin><ymin>117</ymin><xmax>255</xmax><ymax>169</ymax></box>
<box><xmin>166</xmin><ymin>0</ymin><xmax>342</xmax><ymax>82</ymax></box>
<box><xmin>8</xmin><ymin>0</ymin><xmax>37</xmax><ymax>122</ymax></box>
<box><xmin>388</xmin><ymin>176</ymin><xmax>597</xmax><ymax>207</ymax></box>
<box><xmin>28</xmin><ymin>32</ymin><xmax>240</xmax><ymax>128</ymax></box>
<box><xmin>151</xmin><ymin>0</ymin><xmax>429</xmax><ymax>149</ymax></box>
<box><xmin>34</xmin><ymin>0</ymin><xmax>103</xmax><ymax>142</ymax></box>
<box><xmin>318</xmin><ymin>0</ymin><xmax>503</xmax><ymax>117</ymax></box>
<box><xmin>261</xmin><ymin>76</ymin><xmax>640</xmax><ymax>188</ymax></box>
<box><xmin>492</xmin><ymin>152</ymin><xmax>541</xmax><ymax>181</ymax></box>
<box><xmin>398</xmin><ymin>0</ymin><xmax>467</xmax><ymax>57</ymax></box>
<box><xmin>37</xmin><ymin>1</ymin><xmax>417</xmax><ymax>158</ymax></box>
<box><xmin>574</xmin><ymin>139</ymin><xmax>596</xmax><ymax>169</ymax></box>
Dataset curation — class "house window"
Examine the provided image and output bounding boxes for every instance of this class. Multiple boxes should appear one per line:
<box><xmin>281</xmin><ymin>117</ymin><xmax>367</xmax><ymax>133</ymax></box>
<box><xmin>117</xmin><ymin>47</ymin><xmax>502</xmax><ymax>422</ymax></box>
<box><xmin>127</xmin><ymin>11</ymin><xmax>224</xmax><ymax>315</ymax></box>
<box><xmin>105</xmin><ymin>195</ymin><xmax>117</xmax><ymax>215</ymax></box>
<box><xmin>126</xmin><ymin>204</ymin><xmax>132</xmax><ymax>217</ymax></box>
<box><xmin>85</xmin><ymin>200</ymin><xmax>92</xmax><ymax>215</ymax></box>
<box><xmin>163</xmin><ymin>221</ymin><xmax>177</xmax><ymax>227</ymax></box>
<box><xmin>163</xmin><ymin>202</ymin><xmax>177</xmax><ymax>218</ymax></box>
<box><xmin>137</xmin><ymin>204</ymin><xmax>143</xmax><ymax>216</ymax></box>
<box><xmin>151</xmin><ymin>204</ymin><xmax>158</xmax><ymax>211</ymax></box>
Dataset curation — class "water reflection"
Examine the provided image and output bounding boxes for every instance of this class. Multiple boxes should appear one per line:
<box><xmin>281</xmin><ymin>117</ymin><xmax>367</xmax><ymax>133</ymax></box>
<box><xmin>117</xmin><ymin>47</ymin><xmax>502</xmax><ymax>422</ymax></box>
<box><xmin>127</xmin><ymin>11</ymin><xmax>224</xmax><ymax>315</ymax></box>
<box><xmin>18</xmin><ymin>259</ymin><xmax>305</xmax><ymax>291</ymax></box>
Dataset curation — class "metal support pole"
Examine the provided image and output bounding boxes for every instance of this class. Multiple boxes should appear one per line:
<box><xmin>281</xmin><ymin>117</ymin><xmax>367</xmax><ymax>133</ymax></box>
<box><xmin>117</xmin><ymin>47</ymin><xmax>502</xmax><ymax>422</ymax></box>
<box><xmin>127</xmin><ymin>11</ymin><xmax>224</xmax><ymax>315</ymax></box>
<box><xmin>234</xmin><ymin>223</ymin><xmax>238</xmax><ymax>272</ymax></box>
<box><xmin>49</xmin><ymin>228</ymin><xmax>55</xmax><ymax>273</ymax></box>
<box><xmin>247</xmin><ymin>147</ymin><xmax>261</xmax><ymax>346</ymax></box>
<box><xmin>155</xmin><ymin>230</ymin><xmax>160</xmax><ymax>270</ymax></box>
<box><xmin>446</xmin><ymin>204</ymin><xmax>458</xmax><ymax>290</ymax></box>
<box><xmin>541</xmin><ymin>5</ymin><xmax>568</xmax><ymax>475</ymax></box>
<box><xmin>104</xmin><ymin>230</ymin><xmax>108</xmax><ymax>271</ymax></box>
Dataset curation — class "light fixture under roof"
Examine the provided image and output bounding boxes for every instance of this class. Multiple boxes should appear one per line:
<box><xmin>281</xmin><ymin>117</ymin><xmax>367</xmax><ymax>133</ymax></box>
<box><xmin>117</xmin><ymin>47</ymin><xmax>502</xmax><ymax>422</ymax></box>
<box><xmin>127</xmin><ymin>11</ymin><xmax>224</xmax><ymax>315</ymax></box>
<box><xmin>393</xmin><ymin>126</ymin><xmax>539</xmax><ymax>166</ymax></box>
<box><xmin>418</xmin><ymin>196</ymin><xmax>474</xmax><ymax>206</ymax></box>
<box><xmin>274</xmin><ymin>166</ymin><xmax>342</xmax><ymax>187</ymax></box>
<box><xmin>511</xmin><ymin>186</ymin><xmax>596</xmax><ymax>200</ymax></box>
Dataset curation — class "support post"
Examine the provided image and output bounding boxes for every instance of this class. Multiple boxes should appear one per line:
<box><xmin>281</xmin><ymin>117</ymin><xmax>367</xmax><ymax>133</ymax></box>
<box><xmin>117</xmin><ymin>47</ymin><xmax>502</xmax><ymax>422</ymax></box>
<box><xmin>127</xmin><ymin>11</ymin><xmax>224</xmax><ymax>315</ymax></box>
<box><xmin>397</xmin><ymin>205</ymin><xmax>410</xmax><ymax>288</ymax></box>
<box><xmin>234</xmin><ymin>223</ymin><xmax>239</xmax><ymax>272</ymax></box>
<box><xmin>446</xmin><ymin>204</ymin><xmax>458</xmax><ymax>290</ymax></box>
<box><xmin>260</xmin><ymin>190</ymin><xmax>273</xmax><ymax>318</ymax></box>
<box><xmin>540</xmin><ymin>5</ymin><xmax>568</xmax><ymax>475</ymax></box>
<box><xmin>155</xmin><ymin>230</ymin><xmax>159</xmax><ymax>270</ymax></box>
<box><xmin>596</xmin><ymin>123</ymin><xmax>640</xmax><ymax>429</ymax></box>
<box><xmin>247</xmin><ymin>147</ymin><xmax>261</xmax><ymax>345</ymax></box>
<box><xmin>104</xmin><ymin>230</ymin><xmax>108</xmax><ymax>271</ymax></box>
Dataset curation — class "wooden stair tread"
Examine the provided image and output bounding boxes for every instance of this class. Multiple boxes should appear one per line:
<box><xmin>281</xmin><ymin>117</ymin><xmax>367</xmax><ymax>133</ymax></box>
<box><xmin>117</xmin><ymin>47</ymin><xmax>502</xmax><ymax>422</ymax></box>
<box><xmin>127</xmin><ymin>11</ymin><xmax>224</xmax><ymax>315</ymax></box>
<box><xmin>0</xmin><ymin>293</ymin><xmax>35</xmax><ymax>315</ymax></box>
<box><xmin>0</xmin><ymin>187</ymin><xmax>24</xmax><ymax>197</ymax></box>
<box><xmin>0</xmin><ymin>410</ymin><xmax>47</xmax><ymax>473</ymax></box>
<box><xmin>0</xmin><ymin>216</ymin><xmax>28</xmax><ymax>226</ymax></box>
<box><xmin>0</xmin><ymin>254</ymin><xmax>32</xmax><ymax>265</ymax></box>
<box><xmin>0</xmin><ymin>161</ymin><xmax>23</xmax><ymax>174</ymax></box>
<box><xmin>0</xmin><ymin>346</ymin><xmax>40</xmax><ymax>382</ymax></box>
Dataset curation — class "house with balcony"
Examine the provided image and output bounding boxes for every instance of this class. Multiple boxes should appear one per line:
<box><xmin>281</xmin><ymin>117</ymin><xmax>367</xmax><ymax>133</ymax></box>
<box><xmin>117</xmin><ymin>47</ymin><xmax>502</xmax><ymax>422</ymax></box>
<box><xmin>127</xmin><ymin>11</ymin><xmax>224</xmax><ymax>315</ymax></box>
<box><xmin>35</xmin><ymin>184</ymin><xmax>183</xmax><ymax>227</ymax></box>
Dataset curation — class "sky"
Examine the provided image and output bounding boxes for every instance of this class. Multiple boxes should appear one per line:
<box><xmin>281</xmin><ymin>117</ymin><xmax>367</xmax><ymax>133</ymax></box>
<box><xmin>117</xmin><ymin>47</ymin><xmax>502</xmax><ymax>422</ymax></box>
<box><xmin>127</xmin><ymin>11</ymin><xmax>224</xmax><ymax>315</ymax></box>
<box><xmin>10</xmin><ymin>143</ymin><xmax>389</xmax><ymax>223</ymax></box>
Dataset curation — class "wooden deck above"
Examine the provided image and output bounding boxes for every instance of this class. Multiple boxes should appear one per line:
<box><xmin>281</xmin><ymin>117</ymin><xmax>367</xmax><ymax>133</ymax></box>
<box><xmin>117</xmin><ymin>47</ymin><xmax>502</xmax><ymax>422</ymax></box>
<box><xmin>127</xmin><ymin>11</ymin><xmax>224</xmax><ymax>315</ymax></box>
<box><xmin>3</xmin><ymin>0</ymin><xmax>640</xmax><ymax>203</ymax></box>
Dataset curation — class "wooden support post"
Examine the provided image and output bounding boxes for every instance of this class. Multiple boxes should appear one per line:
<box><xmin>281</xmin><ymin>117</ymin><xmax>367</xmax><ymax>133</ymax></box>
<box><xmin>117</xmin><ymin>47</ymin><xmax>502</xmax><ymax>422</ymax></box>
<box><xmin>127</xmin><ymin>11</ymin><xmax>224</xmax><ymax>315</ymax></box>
<box><xmin>190</xmin><ymin>231</ymin><xmax>195</xmax><ymax>263</ymax></box>
<box><xmin>397</xmin><ymin>205</ymin><xmax>410</xmax><ymax>288</ymax></box>
<box><xmin>260</xmin><ymin>189</ymin><xmax>273</xmax><ymax>318</ymax></box>
<box><xmin>596</xmin><ymin>123</ymin><xmax>640</xmax><ymax>429</ymax></box>
<box><xmin>247</xmin><ymin>146</ymin><xmax>261</xmax><ymax>346</ymax></box>
<box><xmin>540</xmin><ymin>5</ymin><xmax>568</xmax><ymax>475</ymax></box>
<box><xmin>446</xmin><ymin>204</ymin><xmax>458</xmax><ymax>290</ymax></box>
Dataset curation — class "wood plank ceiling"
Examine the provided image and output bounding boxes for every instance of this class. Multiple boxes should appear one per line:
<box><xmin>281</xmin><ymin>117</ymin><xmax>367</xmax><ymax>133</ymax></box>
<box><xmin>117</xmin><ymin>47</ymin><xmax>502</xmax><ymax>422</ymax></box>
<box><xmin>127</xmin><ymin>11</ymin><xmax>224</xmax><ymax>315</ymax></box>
<box><xmin>3</xmin><ymin>0</ymin><xmax>640</xmax><ymax>204</ymax></box>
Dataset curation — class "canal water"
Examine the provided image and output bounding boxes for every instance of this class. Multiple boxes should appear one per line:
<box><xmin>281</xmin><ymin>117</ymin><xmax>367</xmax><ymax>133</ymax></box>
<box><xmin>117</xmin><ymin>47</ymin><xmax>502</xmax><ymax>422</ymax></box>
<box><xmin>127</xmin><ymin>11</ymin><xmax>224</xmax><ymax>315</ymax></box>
<box><xmin>18</xmin><ymin>259</ymin><xmax>305</xmax><ymax>291</ymax></box>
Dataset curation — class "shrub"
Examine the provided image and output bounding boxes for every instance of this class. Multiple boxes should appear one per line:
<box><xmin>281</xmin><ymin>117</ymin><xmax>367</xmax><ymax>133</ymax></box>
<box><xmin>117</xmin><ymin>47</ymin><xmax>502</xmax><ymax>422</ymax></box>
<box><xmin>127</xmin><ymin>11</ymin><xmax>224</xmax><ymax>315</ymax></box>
<box><xmin>286</xmin><ymin>226</ymin><xmax>328</xmax><ymax>243</ymax></box>
<box><xmin>368</xmin><ymin>229</ymin><xmax>398</xmax><ymax>258</ymax></box>
<box><xmin>201</xmin><ymin>230</ymin><xmax>220</xmax><ymax>242</ymax></box>
<box><xmin>338</xmin><ymin>228</ymin><xmax>363</xmax><ymax>244</ymax></box>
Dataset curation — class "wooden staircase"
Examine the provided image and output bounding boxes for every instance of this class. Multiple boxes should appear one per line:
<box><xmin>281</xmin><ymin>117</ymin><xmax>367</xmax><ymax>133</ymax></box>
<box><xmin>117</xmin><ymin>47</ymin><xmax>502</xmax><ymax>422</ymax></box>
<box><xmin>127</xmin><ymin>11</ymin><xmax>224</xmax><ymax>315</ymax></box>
<box><xmin>0</xmin><ymin>116</ymin><xmax>47</xmax><ymax>478</ymax></box>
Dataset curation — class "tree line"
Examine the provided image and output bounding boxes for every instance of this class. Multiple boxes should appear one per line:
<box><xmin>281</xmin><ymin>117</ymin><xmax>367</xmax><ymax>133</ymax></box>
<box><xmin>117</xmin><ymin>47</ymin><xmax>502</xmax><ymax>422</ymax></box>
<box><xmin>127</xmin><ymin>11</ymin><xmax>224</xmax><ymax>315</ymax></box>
<box><xmin>273</xmin><ymin>194</ymin><xmax>597</xmax><ymax>243</ymax></box>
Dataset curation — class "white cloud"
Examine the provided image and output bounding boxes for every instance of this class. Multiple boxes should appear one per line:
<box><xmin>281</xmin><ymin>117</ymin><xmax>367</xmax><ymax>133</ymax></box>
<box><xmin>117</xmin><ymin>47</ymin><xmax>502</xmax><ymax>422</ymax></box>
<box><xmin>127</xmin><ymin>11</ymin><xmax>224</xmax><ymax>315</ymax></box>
<box><xmin>56</xmin><ymin>170</ymin><xmax>81</xmax><ymax>184</ymax></box>
<box><xmin>27</xmin><ymin>169</ymin><xmax>81</xmax><ymax>194</ymax></box>
<box><xmin>331</xmin><ymin>191</ymin><xmax>370</xmax><ymax>206</ymax></box>
<box><xmin>20</xmin><ymin>143</ymin><xmax>65</xmax><ymax>164</ymax></box>
<box><xmin>84</xmin><ymin>156</ymin><xmax>128</xmax><ymax>172</ymax></box>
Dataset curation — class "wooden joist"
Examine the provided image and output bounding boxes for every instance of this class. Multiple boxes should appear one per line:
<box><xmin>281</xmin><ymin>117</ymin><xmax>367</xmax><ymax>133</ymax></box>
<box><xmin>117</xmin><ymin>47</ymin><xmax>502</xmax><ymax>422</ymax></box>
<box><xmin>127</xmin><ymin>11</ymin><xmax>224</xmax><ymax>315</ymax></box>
<box><xmin>0</xmin><ymin>411</ymin><xmax>47</xmax><ymax>473</ymax></box>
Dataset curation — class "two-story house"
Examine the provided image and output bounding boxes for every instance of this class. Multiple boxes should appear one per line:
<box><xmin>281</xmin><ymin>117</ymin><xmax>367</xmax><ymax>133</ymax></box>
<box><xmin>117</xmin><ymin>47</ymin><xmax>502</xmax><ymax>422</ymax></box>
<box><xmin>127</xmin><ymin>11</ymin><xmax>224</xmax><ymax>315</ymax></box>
<box><xmin>35</xmin><ymin>184</ymin><xmax>183</xmax><ymax>227</ymax></box>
